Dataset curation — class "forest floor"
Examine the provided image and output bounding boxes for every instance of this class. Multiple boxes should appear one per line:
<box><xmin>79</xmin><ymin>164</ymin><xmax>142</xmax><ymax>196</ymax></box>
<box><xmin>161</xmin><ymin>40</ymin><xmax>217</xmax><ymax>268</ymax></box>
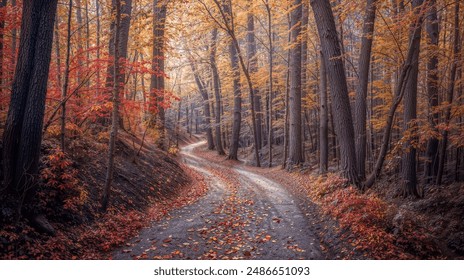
<box><xmin>0</xmin><ymin>131</ymin><xmax>208</xmax><ymax>259</ymax></box>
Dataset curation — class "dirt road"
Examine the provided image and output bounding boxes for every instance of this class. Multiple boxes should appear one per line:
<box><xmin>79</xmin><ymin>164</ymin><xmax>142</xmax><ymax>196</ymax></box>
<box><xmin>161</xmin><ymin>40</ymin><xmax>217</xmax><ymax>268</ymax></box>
<box><xmin>113</xmin><ymin>141</ymin><xmax>323</xmax><ymax>260</ymax></box>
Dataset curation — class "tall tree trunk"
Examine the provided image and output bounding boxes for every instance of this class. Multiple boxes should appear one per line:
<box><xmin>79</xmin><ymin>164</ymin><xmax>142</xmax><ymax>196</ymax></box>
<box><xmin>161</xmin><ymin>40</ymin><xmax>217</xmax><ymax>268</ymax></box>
<box><xmin>210</xmin><ymin>28</ymin><xmax>225</xmax><ymax>155</ymax></box>
<box><xmin>151</xmin><ymin>0</ymin><xmax>167</xmax><ymax>150</ymax></box>
<box><xmin>75</xmin><ymin>0</ymin><xmax>84</xmax><ymax>91</ymax></box>
<box><xmin>319</xmin><ymin>51</ymin><xmax>328</xmax><ymax>173</ymax></box>
<box><xmin>282</xmin><ymin>13</ymin><xmax>291</xmax><ymax>168</ymax></box>
<box><xmin>102</xmin><ymin>0</ymin><xmax>121</xmax><ymax>212</ymax></box>
<box><xmin>105</xmin><ymin>0</ymin><xmax>131</xmax><ymax>122</ymax></box>
<box><xmin>60</xmin><ymin>0</ymin><xmax>74</xmax><ymax>152</ymax></box>
<box><xmin>401</xmin><ymin>0</ymin><xmax>426</xmax><ymax>197</ymax></box>
<box><xmin>424</xmin><ymin>0</ymin><xmax>440</xmax><ymax>183</ymax></box>
<box><xmin>310</xmin><ymin>0</ymin><xmax>359</xmax><ymax>185</ymax></box>
<box><xmin>227</xmin><ymin>38</ymin><xmax>242</xmax><ymax>160</ymax></box>
<box><xmin>436</xmin><ymin>1</ymin><xmax>460</xmax><ymax>186</ymax></box>
<box><xmin>246</xmin><ymin>2</ymin><xmax>262</xmax><ymax>152</ymax></box>
<box><xmin>95</xmin><ymin>0</ymin><xmax>101</xmax><ymax>95</ymax></box>
<box><xmin>354</xmin><ymin>0</ymin><xmax>377</xmax><ymax>179</ymax></box>
<box><xmin>288</xmin><ymin>0</ymin><xmax>304</xmax><ymax>166</ymax></box>
<box><xmin>264</xmin><ymin>0</ymin><xmax>273</xmax><ymax>167</ymax></box>
<box><xmin>2</xmin><ymin>0</ymin><xmax>58</xmax><ymax>228</ymax></box>
<box><xmin>301</xmin><ymin>0</ymin><xmax>309</xmax><ymax>158</ymax></box>
<box><xmin>364</xmin><ymin>0</ymin><xmax>426</xmax><ymax>189</ymax></box>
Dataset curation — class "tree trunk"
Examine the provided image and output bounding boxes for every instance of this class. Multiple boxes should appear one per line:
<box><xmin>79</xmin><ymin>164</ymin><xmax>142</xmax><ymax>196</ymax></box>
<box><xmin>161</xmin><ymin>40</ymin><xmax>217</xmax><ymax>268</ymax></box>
<box><xmin>264</xmin><ymin>0</ymin><xmax>273</xmax><ymax>167</ymax></box>
<box><xmin>60</xmin><ymin>0</ymin><xmax>73</xmax><ymax>152</ymax></box>
<box><xmin>424</xmin><ymin>0</ymin><xmax>439</xmax><ymax>183</ymax></box>
<box><xmin>210</xmin><ymin>28</ymin><xmax>225</xmax><ymax>155</ymax></box>
<box><xmin>436</xmin><ymin>1</ymin><xmax>460</xmax><ymax>186</ymax></box>
<box><xmin>310</xmin><ymin>0</ymin><xmax>359</xmax><ymax>185</ymax></box>
<box><xmin>75</xmin><ymin>0</ymin><xmax>84</xmax><ymax>91</ymax></box>
<box><xmin>319</xmin><ymin>51</ymin><xmax>328</xmax><ymax>173</ymax></box>
<box><xmin>288</xmin><ymin>0</ymin><xmax>304</xmax><ymax>166</ymax></box>
<box><xmin>151</xmin><ymin>0</ymin><xmax>167</xmax><ymax>150</ymax></box>
<box><xmin>354</xmin><ymin>0</ymin><xmax>377</xmax><ymax>179</ymax></box>
<box><xmin>227</xmin><ymin>37</ymin><xmax>242</xmax><ymax>160</ymax></box>
<box><xmin>2</xmin><ymin>0</ymin><xmax>58</xmax><ymax>227</ymax></box>
<box><xmin>401</xmin><ymin>0</ymin><xmax>426</xmax><ymax>197</ymax></box>
<box><xmin>102</xmin><ymin>0</ymin><xmax>122</xmax><ymax>212</ymax></box>
<box><xmin>246</xmin><ymin>4</ymin><xmax>262</xmax><ymax>152</ymax></box>
<box><xmin>105</xmin><ymin>0</ymin><xmax>131</xmax><ymax>125</ymax></box>
<box><xmin>95</xmin><ymin>0</ymin><xmax>101</xmax><ymax>95</ymax></box>
<box><xmin>282</xmin><ymin>14</ymin><xmax>291</xmax><ymax>169</ymax></box>
<box><xmin>364</xmin><ymin>0</ymin><xmax>426</xmax><ymax>189</ymax></box>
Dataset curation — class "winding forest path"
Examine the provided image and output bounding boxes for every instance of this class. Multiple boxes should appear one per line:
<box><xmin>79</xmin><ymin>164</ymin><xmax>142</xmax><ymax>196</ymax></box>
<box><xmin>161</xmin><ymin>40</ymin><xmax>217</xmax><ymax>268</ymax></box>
<box><xmin>113</xmin><ymin>141</ymin><xmax>322</xmax><ymax>260</ymax></box>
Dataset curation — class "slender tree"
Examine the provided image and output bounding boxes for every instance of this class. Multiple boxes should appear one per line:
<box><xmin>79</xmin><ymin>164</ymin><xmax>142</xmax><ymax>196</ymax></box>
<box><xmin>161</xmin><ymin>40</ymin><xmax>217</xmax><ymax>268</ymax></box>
<box><xmin>246</xmin><ymin>1</ymin><xmax>262</xmax><ymax>150</ymax></box>
<box><xmin>436</xmin><ymin>1</ymin><xmax>460</xmax><ymax>185</ymax></box>
<box><xmin>354</xmin><ymin>0</ymin><xmax>377</xmax><ymax>179</ymax></box>
<box><xmin>210</xmin><ymin>28</ymin><xmax>225</xmax><ymax>155</ymax></box>
<box><xmin>151</xmin><ymin>0</ymin><xmax>168</xmax><ymax>150</ymax></box>
<box><xmin>288</xmin><ymin>0</ymin><xmax>304</xmax><ymax>166</ymax></box>
<box><xmin>401</xmin><ymin>0</ymin><xmax>425</xmax><ymax>197</ymax></box>
<box><xmin>60</xmin><ymin>0</ymin><xmax>74</xmax><ymax>152</ymax></box>
<box><xmin>319</xmin><ymin>51</ymin><xmax>328</xmax><ymax>173</ymax></box>
<box><xmin>424</xmin><ymin>0</ymin><xmax>439</xmax><ymax>183</ymax></box>
<box><xmin>102</xmin><ymin>0</ymin><xmax>122</xmax><ymax>212</ymax></box>
<box><xmin>264</xmin><ymin>0</ymin><xmax>273</xmax><ymax>167</ymax></box>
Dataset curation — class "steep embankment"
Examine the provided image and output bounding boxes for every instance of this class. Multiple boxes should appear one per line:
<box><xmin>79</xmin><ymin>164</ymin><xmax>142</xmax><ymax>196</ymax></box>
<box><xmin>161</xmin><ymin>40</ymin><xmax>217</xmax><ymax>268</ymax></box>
<box><xmin>0</xmin><ymin>132</ymin><xmax>206</xmax><ymax>259</ymax></box>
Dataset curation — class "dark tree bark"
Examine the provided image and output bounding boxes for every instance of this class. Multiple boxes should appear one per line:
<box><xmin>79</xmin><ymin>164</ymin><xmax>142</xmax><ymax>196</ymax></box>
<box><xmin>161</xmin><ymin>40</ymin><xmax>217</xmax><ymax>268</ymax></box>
<box><xmin>227</xmin><ymin>36</ymin><xmax>242</xmax><ymax>160</ymax></box>
<box><xmin>424</xmin><ymin>0</ymin><xmax>439</xmax><ymax>183</ymax></box>
<box><xmin>60</xmin><ymin>0</ymin><xmax>73</xmax><ymax>152</ymax></box>
<box><xmin>151</xmin><ymin>0</ymin><xmax>167</xmax><ymax>150</ymax></box>
<box><xmin>288</xmin><ymin>0</ymin><xmax>304</xmax><ymax>166</ymax></box>
<box><xmin>436</xmin><ymin>1</ymin><xmax>460</xmax><ymax>186</ymax></box>
<box><xmin>354</xmin><ymin>0</ymin><xmax>377</xmax><ymax>179</ymax></box>
<box><xmin>102</xmin><ymin>0</ymin><xmax>122</xmax><ymax>212</ymax></box>
<box><xmin>310</xmin><ymin>0</ymin><xmax>359</xmax><ymax>185</ymax></box>
<box><xmin>2</xmin><ymin>0</ymin><xmax>58</xmax><ymax>227</ymax></box>
<box><xmin>401</xmin><ymin>0</ymin><xmax>426</xmax><ymax>197</ymax></box>
<box><xmin>246</xmin><ymin>4</ymin><xmax>263</xmax><ymax>151</ymax></box>
<box><xmin>210</xmin><ymin>28</ymin><xmax>225</xmax><ymax>155</ymax></box>
<box><xmin>103</xmin><ymin>0</ymin><xmax>131</xmax><ymax>128</ymax></box>
<box><xmin>319</xmin><ymin>51</ymin><xmax>328</xmax><ymax>173</ymax></box>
